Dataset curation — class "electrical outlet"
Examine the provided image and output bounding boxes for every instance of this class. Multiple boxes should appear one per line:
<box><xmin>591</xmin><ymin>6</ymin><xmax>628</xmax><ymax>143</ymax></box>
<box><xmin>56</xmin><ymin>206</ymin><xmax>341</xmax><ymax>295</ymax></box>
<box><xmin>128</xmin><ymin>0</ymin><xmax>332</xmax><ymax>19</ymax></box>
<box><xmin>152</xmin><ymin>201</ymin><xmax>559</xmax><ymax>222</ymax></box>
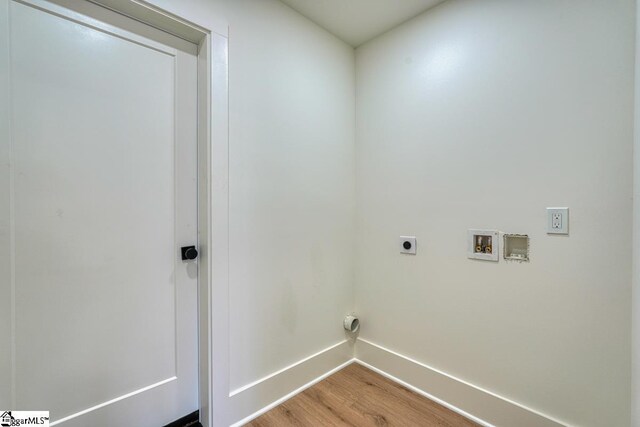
<box><xmin>399</xmin><ymin>236</ymin><xmax>417</xmax><ymax>255</ymax></box>
<box><xmin>547</xmin><ymin>208</ymin><xmax>569</xmax><ymax>235</ymax></box>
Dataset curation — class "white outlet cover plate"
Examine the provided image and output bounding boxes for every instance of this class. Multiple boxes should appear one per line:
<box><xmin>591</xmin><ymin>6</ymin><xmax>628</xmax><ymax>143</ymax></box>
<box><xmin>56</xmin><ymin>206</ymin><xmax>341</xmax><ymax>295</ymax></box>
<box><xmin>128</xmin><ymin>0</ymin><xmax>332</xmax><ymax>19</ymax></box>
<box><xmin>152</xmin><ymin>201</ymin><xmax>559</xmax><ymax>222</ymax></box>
<box><xmin>399</xmin><ymin>236</ymin><xmax>417</xmax><ymax>254</ymax></box>
<box><xmin>547</xmin><ymin>207</ymin><xmax>569</xmax><ymax>235</ymax></box>
<box><xmin>467</xmin><ymin>229</ymin><xmax>499</xmax><ymax>262</ymax></box>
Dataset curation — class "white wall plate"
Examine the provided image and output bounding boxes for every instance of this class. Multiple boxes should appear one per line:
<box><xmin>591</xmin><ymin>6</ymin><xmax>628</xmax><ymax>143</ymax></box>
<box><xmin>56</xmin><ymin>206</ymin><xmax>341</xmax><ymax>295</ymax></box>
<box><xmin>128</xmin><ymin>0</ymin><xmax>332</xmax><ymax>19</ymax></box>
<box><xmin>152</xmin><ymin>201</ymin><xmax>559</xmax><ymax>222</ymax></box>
<box><xmin>467</xmin><ymin>229</ymin><xmax>499</xmax><ymax>261</ymax></box>
<box><xmin>547</xmin><ymin>207</ymin><xmax>569</xmax><ymax>235</ymax></box>
<box><xmin>399</xmin><ymin>236</ymin><xmax>417</xmax><ymax>254</ymax></box>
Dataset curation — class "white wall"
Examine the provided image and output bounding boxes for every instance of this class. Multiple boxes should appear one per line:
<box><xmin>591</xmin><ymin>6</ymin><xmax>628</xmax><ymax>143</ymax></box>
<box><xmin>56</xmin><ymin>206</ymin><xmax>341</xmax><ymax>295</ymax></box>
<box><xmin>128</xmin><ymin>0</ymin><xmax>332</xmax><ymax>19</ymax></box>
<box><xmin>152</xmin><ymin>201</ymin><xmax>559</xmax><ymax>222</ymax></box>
<box><xmin>355</xmin><ymin>1</ymin><xmax>634</xmax><ymax>426</ymax></box>
<box><xmin>145</xmin><ymin>0</ymin><xmax>356</xmax><ymax>425</ymax></box>
<box><xmin>4</xmin><ymin>0</ymin><xmax>635</xmax><ymax>424</ymax></box>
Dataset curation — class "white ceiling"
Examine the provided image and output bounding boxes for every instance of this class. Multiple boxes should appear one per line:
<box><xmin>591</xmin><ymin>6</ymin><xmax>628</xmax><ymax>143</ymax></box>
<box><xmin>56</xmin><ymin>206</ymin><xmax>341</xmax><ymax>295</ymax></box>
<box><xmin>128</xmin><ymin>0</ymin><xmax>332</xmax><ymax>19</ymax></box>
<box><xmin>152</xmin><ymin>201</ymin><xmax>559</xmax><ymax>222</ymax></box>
<box><xmin>278</xmin><ymin>0</ymin><xmax>446</xmax><ymax>47</ymax></box>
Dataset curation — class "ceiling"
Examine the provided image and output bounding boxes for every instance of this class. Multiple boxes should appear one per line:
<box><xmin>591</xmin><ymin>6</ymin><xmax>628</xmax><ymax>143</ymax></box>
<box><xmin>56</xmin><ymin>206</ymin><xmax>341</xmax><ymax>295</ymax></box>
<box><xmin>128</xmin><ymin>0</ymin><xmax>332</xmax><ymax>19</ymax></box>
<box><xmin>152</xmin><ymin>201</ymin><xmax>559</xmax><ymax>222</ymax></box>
<box><xmin>278</xmin><ymin>0</ymin><xmax>446</xmax><ymax>47</ymax></box>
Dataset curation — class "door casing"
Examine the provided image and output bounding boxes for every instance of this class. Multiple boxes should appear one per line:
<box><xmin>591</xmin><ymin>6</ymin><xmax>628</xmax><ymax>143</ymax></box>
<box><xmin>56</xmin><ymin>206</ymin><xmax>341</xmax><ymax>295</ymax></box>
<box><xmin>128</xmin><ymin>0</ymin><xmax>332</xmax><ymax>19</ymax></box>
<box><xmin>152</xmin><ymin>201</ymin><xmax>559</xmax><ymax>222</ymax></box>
<box><xmin>42</xmin><ymin>1</ymin><xmax>222</xmax><ymax>425</ymax></box>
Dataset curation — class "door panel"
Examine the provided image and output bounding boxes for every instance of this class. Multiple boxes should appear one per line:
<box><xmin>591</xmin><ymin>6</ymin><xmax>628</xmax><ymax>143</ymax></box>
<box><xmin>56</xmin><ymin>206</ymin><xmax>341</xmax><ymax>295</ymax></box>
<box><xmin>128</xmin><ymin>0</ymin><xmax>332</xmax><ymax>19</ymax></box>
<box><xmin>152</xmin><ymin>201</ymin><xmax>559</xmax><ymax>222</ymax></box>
<box><xmin>1</xmin><ymin>0</ymin><xmax>198</xmax><ymax>425</ymax></box>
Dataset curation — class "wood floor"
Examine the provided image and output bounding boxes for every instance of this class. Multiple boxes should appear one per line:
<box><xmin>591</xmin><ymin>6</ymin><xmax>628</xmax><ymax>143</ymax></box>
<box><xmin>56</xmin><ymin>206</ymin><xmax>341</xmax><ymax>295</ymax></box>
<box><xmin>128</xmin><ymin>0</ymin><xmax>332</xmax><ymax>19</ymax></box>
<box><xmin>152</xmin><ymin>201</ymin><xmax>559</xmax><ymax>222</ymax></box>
<box><xmin>245</xmin><ymin>363</ymin><xmax>479</xmax><ymax>427</ymax></box>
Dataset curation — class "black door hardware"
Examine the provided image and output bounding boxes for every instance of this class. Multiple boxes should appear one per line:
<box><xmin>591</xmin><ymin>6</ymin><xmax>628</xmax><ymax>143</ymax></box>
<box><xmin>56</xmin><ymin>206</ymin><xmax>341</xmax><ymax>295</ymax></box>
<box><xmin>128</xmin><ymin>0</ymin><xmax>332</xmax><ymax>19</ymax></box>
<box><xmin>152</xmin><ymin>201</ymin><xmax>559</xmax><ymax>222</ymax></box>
<box><xmin>181</xmin><ymin>246</ymin><xmax>198</xmax><ymax>261</ymax></box>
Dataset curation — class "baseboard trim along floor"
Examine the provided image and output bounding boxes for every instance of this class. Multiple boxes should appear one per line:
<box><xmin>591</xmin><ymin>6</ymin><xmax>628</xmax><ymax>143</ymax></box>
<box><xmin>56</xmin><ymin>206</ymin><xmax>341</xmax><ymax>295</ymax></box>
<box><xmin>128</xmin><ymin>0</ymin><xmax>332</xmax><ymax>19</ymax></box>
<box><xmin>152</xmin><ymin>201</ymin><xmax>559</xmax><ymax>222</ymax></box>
<box><xmin>355</xmin><ymin>339</ymin><xmax>568</xmax><ymax>427</ymax></box>
<box><xmin>245</xmin><ymin>362</ymin><xmax>481</xmax><ymax>426</ymax></box>
<box><xmin>229</xmin><ymin>359</ymin><xmax>355</xmax><ymax>427</ymax></box>
<box><xmin>353</xmin><ymin>359</ymin><xmax>491</xmax><ymax>427</ymax></box>
<box><xmin>226</xmin><ymin>338</ymin><xmax>572</xmax><ymax>427</ymax></box>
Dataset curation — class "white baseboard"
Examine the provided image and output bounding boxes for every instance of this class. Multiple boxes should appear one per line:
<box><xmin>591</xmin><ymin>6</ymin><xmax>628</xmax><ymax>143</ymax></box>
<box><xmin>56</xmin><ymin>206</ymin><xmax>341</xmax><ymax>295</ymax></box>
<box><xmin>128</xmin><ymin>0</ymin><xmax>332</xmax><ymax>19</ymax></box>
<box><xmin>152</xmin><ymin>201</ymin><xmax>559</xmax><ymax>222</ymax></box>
<box><xmin>226</xmin><ymin>337</ymin><xmax>570</xmax><ymax>427</ymax></box>
<box><xmin>356</xmin><ymin>338</ymin><xmax>569</xmax><ymax>427</ymax></box>
<box><xmin>228</xmin><ymin>339</ymin><xmax>354</xmax><ymax>427</ymax></box>
<box><xmin>354</xmin><ymin>358</ymin><xmax>493</xmax><ymax>427</ymax></box>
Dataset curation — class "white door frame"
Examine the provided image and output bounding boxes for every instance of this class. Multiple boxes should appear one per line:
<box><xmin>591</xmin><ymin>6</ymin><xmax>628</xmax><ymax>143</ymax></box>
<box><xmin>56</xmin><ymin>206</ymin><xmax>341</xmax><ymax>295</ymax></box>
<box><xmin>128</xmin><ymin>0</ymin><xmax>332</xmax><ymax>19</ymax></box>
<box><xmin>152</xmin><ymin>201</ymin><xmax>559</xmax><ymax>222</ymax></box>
<box><xmin>45</xmin><ymin>1</ymin><xmax>226</xmax><ymax>426</ymax></box>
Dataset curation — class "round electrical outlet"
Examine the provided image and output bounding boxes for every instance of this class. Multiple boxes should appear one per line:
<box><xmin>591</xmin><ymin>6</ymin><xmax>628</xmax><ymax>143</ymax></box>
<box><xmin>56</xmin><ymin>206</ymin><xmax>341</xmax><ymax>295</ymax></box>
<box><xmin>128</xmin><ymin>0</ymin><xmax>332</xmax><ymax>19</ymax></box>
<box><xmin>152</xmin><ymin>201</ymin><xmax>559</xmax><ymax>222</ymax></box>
<box><xmin>399</xmin><ymin>236</ymin><xmax>417</xmax><ymax>254</ymax></box>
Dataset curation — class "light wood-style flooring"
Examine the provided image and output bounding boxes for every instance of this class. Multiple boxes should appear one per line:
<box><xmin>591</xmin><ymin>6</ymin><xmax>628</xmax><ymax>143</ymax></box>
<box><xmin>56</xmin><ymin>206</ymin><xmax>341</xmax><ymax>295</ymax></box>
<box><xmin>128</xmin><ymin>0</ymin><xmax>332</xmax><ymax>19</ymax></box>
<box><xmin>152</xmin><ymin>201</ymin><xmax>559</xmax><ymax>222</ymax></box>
<box><xmin>246</xmin><ymin>363</ymin><xmax>479</xmax><ymax>426</ymax></box>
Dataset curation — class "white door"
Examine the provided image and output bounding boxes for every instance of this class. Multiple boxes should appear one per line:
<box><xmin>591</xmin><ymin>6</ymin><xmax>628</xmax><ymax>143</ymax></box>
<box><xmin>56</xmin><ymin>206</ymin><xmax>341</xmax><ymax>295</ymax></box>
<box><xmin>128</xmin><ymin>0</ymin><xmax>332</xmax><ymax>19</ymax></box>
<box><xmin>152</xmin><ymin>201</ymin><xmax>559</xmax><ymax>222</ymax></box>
<box><xmin>0</xmin><ymin>0</ymin><xmax>199</xmax><ymax>425</ymax></box>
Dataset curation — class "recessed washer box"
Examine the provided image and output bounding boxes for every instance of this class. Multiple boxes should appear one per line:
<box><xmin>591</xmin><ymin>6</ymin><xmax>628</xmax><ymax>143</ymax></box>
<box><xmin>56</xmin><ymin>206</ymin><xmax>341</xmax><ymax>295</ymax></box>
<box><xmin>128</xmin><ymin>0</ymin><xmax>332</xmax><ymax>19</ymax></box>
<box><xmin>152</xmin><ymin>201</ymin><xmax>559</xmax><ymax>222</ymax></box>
<box><xmin>504</xmin><ymin>234</ymin><xmax>529</xmax><ymax>262</ymax></box>
<box><xmin>467</xmin><ymin>229</ymin><xmax>499</xmax><ymax>262</ymax></box>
